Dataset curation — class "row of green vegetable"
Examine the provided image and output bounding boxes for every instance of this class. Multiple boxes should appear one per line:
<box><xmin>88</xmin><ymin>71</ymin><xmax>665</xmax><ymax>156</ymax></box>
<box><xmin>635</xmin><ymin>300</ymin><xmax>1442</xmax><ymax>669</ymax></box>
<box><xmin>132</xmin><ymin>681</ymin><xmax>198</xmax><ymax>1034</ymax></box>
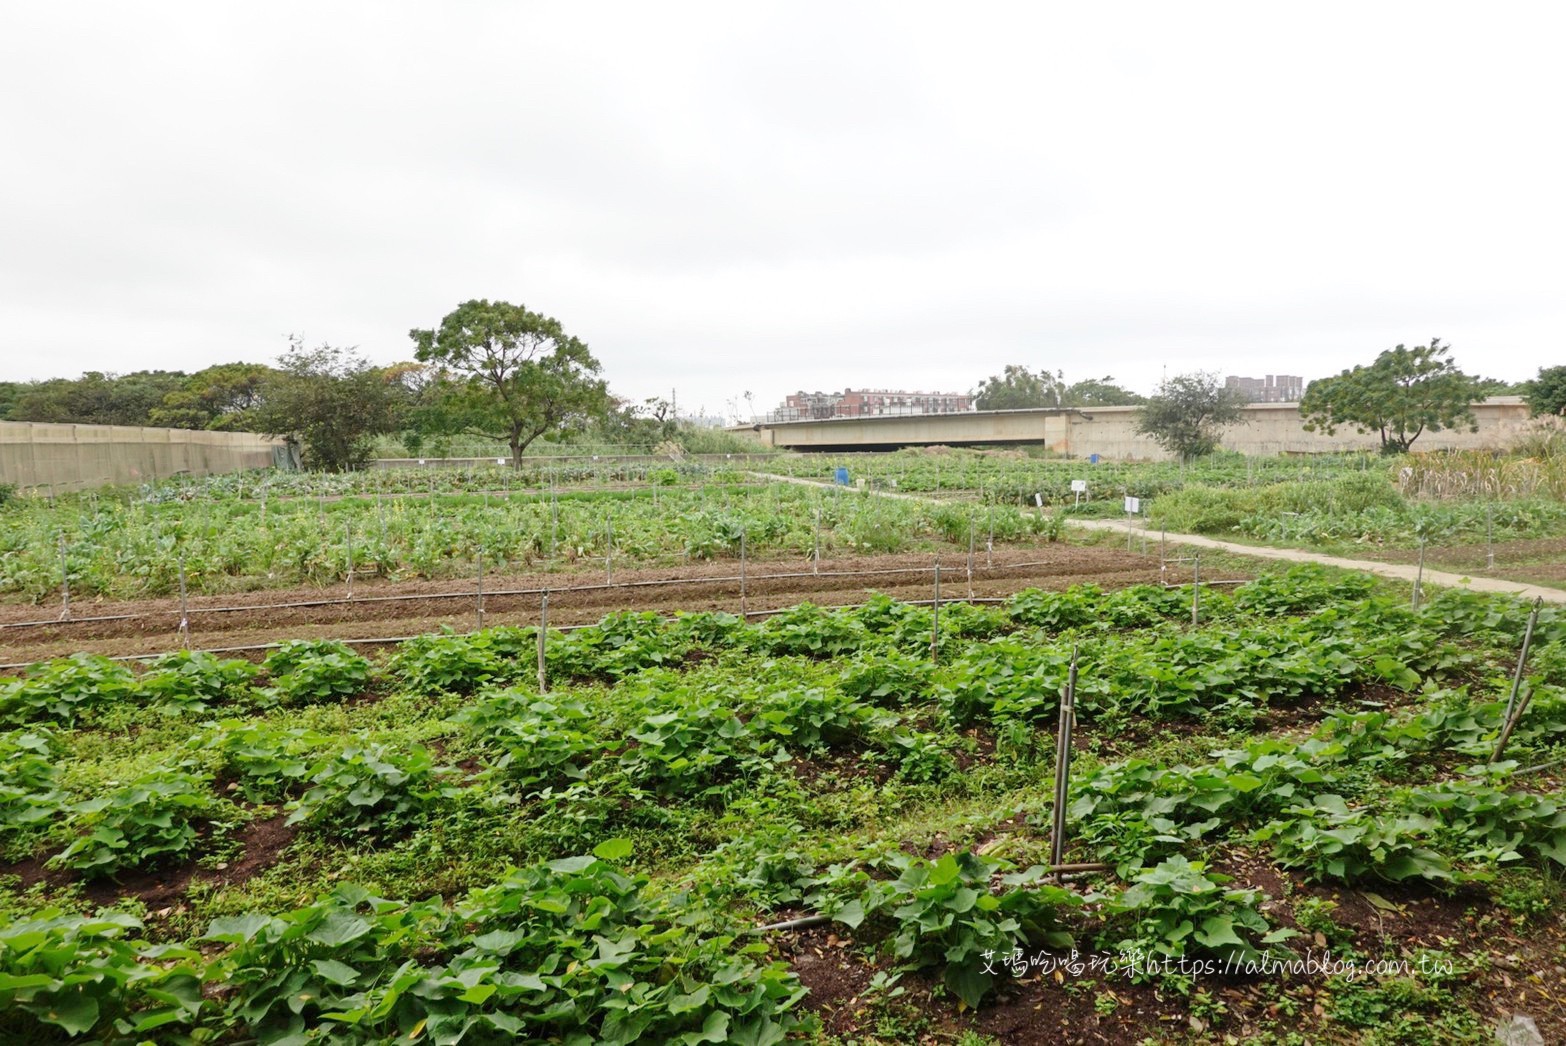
<box><xmin>2</xmin><ymin>569</ymin><xmax>1562</xmax><ymax>1040</ymax></box>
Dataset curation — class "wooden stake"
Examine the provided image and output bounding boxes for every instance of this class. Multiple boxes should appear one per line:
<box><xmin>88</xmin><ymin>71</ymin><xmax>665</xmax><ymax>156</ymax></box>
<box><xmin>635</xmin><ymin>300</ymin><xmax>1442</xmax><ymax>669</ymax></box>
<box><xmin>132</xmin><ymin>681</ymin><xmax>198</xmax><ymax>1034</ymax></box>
<box><xmin>1049</xmin><ymin>646</ymin><xmax>1079</xmax><ymax>872</ymax></box>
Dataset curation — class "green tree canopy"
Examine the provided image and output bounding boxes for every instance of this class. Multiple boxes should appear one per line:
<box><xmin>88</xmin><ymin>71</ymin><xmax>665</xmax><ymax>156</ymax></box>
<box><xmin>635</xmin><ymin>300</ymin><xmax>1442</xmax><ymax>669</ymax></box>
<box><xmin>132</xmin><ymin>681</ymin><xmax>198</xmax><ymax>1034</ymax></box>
<box><xmin>1134</xmin><ymin>372</ymin><xmax>1248</xmax><ymax>459</ymax></box>
<box><xmin>1524</xmin><ymin>365</ymin><xmax>1566</xmax><ymax>417</ymax></box>
<box><xmin>409</xmin><ymin>300</ymin><xmax>610</xmax><ymax>466</ymax></box>
<box><xmin>254</xmin><ymin>341</ymin><xmax>409</xmax><ymax>471</ymax></box>
<box><xmin>974</xmin><ymin>367</ymin><xmax>1144</xmax><ymax>410</ymax></box>
<box><xmin>1061</xmin><ymin>376</ymin><xmax>1145</xmax><ymax>407</ymax></box>
<box><xmin>147</xmin><ymin>362</ymin><xmax>276</xmax><ymax>431</ymax></box>
<box><xmin>8</xmin><ymin>370</ymin><xmax>188</xmax><ymax>426</ymax></box>
<box><xmin>1300</xmin><ymin>339</ymin><xmax>1482</xmax><ymax>454</ymax></box>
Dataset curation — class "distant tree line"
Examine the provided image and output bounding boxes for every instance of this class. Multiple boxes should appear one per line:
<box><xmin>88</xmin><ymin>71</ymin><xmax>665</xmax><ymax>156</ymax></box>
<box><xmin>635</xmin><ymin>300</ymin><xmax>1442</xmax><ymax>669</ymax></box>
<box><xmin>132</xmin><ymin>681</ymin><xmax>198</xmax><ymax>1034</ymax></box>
<box><xmin>976</xmin><ymin>349</ymin><xmax>1557</xmax><ymax>459</ymax></box>
<box><xmin>0</xmin><ymin>299</ymin><xmax>757</xmax><ymax>471</ymax></box>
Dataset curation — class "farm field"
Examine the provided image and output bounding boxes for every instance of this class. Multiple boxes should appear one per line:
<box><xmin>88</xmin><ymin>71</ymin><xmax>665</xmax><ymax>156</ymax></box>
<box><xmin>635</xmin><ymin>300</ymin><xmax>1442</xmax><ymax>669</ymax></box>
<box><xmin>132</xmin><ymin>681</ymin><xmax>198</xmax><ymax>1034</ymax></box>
<box><xmin>2</xmin><ymin>562</ymin><xmax>1564</xmax><ymax>1044</ymax></box>
<box><xmin>0</xmin><ymin>544</ymin><xmax>1167</xmax><ymax>666</ymax></box>
<box><xmin>769</xmin><ymin>446</ymin><xmax>1566</xmax><ymax>590</ymax></box>
<box><xmin>0</xmin><ymin>475</ymin><xmax>1071</xmax><ymax>606</ymax></box>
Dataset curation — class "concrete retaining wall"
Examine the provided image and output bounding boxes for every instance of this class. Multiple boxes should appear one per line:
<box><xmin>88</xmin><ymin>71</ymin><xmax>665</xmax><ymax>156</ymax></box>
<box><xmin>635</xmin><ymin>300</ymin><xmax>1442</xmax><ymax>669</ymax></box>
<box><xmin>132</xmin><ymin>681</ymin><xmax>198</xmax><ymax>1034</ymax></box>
<box><xmin>0</xmin><ymin>422</ymin><xmax>285</xmax><ymax>492</ymax></box>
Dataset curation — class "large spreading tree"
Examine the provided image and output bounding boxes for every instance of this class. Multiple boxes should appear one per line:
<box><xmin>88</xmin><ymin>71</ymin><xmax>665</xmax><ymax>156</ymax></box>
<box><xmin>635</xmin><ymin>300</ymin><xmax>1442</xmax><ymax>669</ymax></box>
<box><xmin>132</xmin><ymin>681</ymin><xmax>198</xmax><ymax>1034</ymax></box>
<box><xmin>974</xmin><ymin>366</ymin><xmax>1143</xmax><ymax>409</ymax></box>
<box><xmin>1525</xmin><ymin>365</ymin><xmax>1566</xmax><ymax>417</ymax></box>
<box><xmin>409</xmin><ymin>300</ymin><xmax>610</xmax><ymax>466</ymax></box>
<box><xmin>254</xmin><ymin>340</ymin><xmax>409</xmax><ymax>471</ymax></box>
<box><xmin>1300</xmin><ymin>339</ymin><xmax>1483</xmax><ymax>454</ymax></box>
<box><xmin>1134</xmin><ymin>372</ymin><xmax>1247</xmax><ymax>460</ymax></box>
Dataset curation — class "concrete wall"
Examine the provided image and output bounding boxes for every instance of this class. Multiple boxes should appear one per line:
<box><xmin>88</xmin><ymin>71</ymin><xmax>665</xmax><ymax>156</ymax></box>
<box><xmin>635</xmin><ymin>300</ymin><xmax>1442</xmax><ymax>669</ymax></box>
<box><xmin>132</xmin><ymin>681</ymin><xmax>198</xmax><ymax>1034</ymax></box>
<box><xmin>752</xmin><ymin>398</ymin><xmax>1535</xmax><ymax>459</ymax></box>
<box><xmin>0</xmin><ymin>422</ymin><xmax>285</xmax><ymax>492</ymax></box>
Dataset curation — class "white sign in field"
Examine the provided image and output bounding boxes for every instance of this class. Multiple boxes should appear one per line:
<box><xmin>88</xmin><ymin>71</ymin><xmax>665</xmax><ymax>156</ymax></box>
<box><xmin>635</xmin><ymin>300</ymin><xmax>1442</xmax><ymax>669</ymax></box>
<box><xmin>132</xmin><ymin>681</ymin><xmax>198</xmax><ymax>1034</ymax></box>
<box><xmin>1124</xmin><ymin>496</ymin><xmax>1141</xmax><ymax>514</ymax></box>
<box><xmin>1070</xmin><ymin>479</ymin><xmax>1087</xmax><ymax>493</ymax></box>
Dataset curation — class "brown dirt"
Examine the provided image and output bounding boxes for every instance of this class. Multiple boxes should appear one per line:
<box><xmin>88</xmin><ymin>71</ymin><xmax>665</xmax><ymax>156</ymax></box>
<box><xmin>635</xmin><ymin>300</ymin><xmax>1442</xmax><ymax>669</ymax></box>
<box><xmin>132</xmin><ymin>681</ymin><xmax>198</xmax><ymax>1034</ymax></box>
<box><xmin>0</xmin><ymin>546</ymin><xmax>1212</xmax><ymax>666</ymax></box>
<box><xmin>0</xmin><ymin>814</ymin><xmax>298</xmax><ymax>910</ymax></box>
<box><xmin>769</xmin><ymin>838</ymin><xmax>1566</xmax><ymax>1044</ymax></box>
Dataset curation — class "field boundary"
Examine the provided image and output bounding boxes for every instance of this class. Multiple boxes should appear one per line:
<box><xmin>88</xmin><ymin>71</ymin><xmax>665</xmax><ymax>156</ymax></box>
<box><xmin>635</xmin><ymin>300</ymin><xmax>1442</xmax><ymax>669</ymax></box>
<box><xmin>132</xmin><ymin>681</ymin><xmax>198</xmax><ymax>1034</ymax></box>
<box><xmin>752</xmin><ymin>471</ymin><xmax>1566</xmax><ymax>605</ymax></box>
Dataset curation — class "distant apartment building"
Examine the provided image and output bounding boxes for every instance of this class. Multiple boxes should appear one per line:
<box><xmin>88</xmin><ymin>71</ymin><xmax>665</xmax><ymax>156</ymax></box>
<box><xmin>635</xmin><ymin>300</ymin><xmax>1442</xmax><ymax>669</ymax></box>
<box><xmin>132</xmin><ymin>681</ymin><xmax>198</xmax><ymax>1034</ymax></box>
<box><xmin>777</xmin><ymin>388</ymin><xmax>973</xmax><ymax>420</ymax></box>
<box><xmin>1225</xmin><ymin>374</ymin><xmax>1304</xmax><ymax>403</ymax></box>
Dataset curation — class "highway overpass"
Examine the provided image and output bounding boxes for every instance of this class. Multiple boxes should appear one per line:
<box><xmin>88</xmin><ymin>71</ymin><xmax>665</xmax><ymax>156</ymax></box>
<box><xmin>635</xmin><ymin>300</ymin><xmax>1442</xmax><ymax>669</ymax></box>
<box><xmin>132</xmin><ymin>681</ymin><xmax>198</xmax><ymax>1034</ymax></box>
<box><xmin>739</xmin><ymin>398</ymin><xmax>1534</xmax><ymax>459</ymax></box>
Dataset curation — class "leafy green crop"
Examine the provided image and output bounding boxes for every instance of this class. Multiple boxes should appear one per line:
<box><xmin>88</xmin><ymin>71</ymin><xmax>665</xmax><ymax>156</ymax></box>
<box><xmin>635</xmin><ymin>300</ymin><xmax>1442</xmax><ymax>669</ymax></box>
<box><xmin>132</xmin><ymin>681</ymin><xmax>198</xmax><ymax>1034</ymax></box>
<box><xmin>1097</xmin><ymin>856</ymin><xmax>1294</xmax><ymax>969</ymax></box>
<box><xmin>0</xmin><ymin>909</ymin><xmax>204</xmax><ymax>1039</ymax></box>
<box><xmin>287</xmin><ymin>741</ymin><xmax>457</xmax><ymax>839</ymax></box>
<box><xmin>1254</xmin><ymin>794</ymin><xmax>1454</xmax><ymax>884</ymax></box>
<box><xmin>0</xmin><ymin>653</ymin><xmax>137</xmax><ymax>727</ymax></box>
<box><xmin>263</xmin><ymin>640</ymin><xmax>373</xmax><ymax>705</ymax></box>
<box><xmin>52</xmin><ymin>769</ymin><xmax>226</xmax><ymax>879</ymax></box>
<box><xmin>0</xmin><ymin>727</ymin><xmax>65</xmax><ymax>844</ymax></box>
<box><xmin>137</xmin><ymin>649</ymin><xmax>260</xmax><ymax>713</ymax></box>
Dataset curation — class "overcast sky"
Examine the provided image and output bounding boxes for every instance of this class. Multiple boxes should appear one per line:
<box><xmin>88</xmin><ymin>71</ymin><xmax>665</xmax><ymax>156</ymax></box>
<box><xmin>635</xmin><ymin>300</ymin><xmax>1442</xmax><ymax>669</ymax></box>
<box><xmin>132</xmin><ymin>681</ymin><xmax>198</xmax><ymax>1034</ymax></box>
<box><xmin>2</xmin><ymin>2</ymin><xmax>1561</xmax><ymax>420</ymax></box>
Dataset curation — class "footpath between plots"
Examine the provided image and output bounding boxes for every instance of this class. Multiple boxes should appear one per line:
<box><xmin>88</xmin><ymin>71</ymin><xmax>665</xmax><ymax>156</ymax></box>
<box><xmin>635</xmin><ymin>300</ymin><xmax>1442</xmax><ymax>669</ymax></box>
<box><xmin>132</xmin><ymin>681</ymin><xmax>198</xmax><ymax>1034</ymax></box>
<box><xmin>750</xmin><ymin>471</ymin><xmax>1566</xmax><ymax>607</ymax></box>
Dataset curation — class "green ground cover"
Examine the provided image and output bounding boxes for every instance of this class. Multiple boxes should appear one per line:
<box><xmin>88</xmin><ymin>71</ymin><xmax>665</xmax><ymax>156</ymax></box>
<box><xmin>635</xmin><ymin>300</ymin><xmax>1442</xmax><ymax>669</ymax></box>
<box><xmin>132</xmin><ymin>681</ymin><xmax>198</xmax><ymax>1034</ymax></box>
<box><xmin>0</xmin><ymin>480</ymin><xmax>1063</xmax><ymax>604</ymax></box>
<box><xmin>2</xmin><ymin>566</ymin><xmax>1563</xmax><ymax>1042</ymax></box>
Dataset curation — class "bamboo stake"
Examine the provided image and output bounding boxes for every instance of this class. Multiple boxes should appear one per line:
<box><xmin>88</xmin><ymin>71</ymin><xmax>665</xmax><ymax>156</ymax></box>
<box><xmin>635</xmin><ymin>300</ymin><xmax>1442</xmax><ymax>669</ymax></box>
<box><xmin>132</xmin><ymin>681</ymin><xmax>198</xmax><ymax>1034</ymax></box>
<box><xmin>739</xmin><ymin>529</ymin><xmax>749</xmax><ymax>619</ymax></box>
<box><xmin>1492</xmin><ymin>599</ymin><xmax>1543</xmax><ymax>763</ymax></box>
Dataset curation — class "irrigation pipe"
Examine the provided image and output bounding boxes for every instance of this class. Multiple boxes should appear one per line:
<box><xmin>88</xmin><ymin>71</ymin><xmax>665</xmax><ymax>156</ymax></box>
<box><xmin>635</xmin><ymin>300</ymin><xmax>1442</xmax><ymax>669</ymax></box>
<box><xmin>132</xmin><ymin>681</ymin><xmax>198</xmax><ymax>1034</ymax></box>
<box><xmin>0</xmin><ymin>558</ymin><xmax>1070</xmax><ymax>632</ymax></box>
<box><xmin>0</xmin><ymin>594</ymin><xmax>1018</xmax><ymax>670</ymax></box>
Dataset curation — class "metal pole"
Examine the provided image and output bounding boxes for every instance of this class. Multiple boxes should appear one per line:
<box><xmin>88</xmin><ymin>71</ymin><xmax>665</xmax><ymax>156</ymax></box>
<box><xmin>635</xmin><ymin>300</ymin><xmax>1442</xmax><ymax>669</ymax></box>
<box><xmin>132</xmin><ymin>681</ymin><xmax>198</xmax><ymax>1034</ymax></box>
<box><xmin>537</xmin><ymin>590</ymin><xmax>549</xmax><ymax>694</ymax></box>
<box><xmin>1412</xmin><ymin>541</ymin><xmax>1426</xmax><ymax>610</ymax></box>
<box><xmin>1191</xmin><ymin>555</ymin><xmax>1201</xmax><ymax>626</ymax></box>
<box><xmin>931</xmin><ymin>561</ymin><xmax>941</xmax><ymax>663</ymax></box>
<box><xmin>476</xmin><ymin>550</ymin><xmax>485</xmax><ymax>630</ymax></box>
<box><xmin>966</xmin><ymin>514</ymin><xmax>975</xmax><ymax>598</ymax></box>
<box><xmin>986</xmin><ymin>504</ymin><xmax>994</xmax><ymax>569</ymax></box>
<box><xmin>813</xmin><ymin>508</ymin><xmax>821</xmax><ymax>575</ymax></box>
<box><xmin>57</xmin><ymin>535</ymin><xmax>70</xmax><ymax>622</ymax></box>
<box><xmin>739</xmin><ymin>528</ymin><xmax>748</xmax><ymax>619</ymax></box>
<box><xmin>1486</xmin><ymin>504</ymin><xmax>1494</xmax><ymax>570</ymax></box>
<box><xmin>550</xmin><ymin>491</ymin><xmax>559</xmax><ymax>558</ymax></box>
<box><xmin>177</xmin><ymin>554</ymin><xmax>191</xmax><ymax>648</ymax></box>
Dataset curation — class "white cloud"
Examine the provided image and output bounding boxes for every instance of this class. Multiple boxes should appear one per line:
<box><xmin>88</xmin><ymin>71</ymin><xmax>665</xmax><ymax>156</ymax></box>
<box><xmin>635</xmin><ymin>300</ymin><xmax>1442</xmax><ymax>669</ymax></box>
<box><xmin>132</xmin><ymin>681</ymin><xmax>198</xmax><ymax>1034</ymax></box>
<box><xmin>2</xmin><ymin>1</ymin><xmax>1561</xmax><ymax>420</ymax></box>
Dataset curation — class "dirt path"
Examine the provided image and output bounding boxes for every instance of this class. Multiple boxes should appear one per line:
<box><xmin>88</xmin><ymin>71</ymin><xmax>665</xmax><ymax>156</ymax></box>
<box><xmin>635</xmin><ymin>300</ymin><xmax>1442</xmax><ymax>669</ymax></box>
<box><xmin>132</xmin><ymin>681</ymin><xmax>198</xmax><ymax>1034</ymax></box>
<box><xmin>754</xmin><ymin>472</ymin><xmax>1566</xmax><ymax>605</ymax></box>
<box><xmin>0</xmin><ymin>545</ymin><xmax>1190</xmax><ymax>667</ymax></box>
<box><xmin>1073</xmin><ymin>517</ymin><xmax>1566</xmax><ymax>604</ymax></box>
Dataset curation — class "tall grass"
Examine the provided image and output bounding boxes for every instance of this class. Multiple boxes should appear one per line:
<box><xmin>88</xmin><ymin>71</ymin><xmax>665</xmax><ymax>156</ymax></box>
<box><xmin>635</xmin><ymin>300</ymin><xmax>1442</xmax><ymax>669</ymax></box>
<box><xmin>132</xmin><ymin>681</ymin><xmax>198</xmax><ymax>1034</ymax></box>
<box><xmin>1395</xmin><ymin>425</ymin><xmax>1566</xmax><ymax>500</ymax></box>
